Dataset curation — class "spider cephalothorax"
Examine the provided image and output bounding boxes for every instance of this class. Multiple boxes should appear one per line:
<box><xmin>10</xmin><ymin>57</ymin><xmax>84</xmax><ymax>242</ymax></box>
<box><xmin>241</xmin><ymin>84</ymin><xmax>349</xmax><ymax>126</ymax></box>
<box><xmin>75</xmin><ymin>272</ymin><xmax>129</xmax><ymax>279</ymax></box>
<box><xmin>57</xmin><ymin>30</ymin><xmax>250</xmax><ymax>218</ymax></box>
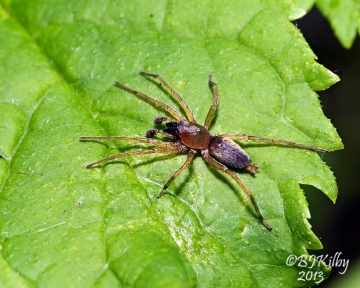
<box><xmin>152</xmin><ymin>119</ymin><xmax>259</xmax><ymax>173</ymax></box>
<box><xmin>80</xmin><ymin>72</ymin><xmax>327</xmax><ymax>231</ymax></box>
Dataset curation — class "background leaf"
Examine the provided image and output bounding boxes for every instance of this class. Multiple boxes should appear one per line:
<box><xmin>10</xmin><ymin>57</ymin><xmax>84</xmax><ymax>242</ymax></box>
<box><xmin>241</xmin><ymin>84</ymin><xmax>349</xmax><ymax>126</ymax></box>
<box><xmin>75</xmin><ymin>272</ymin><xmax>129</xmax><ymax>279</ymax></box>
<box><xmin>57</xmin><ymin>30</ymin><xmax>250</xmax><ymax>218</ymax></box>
<box><xmin>0</xmin><ymin>0</ymin><xmax>343</xmax><ymax>287</ymax></box>
<box><xmin>294</xmin><ymin>0</ymin><xmax>315</xmax><ymax>11</ymax></box>
<box><xmin>315</xmin><ymin>0</ymin><xmax>360</xmax><ymax>48</ymax></box>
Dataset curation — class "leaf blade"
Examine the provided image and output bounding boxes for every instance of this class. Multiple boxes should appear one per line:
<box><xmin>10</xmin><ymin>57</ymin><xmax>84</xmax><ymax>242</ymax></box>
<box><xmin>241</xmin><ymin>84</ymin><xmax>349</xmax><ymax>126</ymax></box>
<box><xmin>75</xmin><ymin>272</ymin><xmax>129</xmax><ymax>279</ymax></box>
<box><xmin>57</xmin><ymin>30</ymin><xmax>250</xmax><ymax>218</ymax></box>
<box><xmin>0</xmin><ymin>1</ymin><xmax>343</xmax><ymax>287</ymax></box>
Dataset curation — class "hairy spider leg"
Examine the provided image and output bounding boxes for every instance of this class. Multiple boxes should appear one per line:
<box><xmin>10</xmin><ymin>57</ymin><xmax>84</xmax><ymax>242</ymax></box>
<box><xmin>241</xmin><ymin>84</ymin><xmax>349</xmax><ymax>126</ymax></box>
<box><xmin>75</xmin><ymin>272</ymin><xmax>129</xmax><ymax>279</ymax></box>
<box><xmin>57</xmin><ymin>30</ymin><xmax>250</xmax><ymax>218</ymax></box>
<box><xmin>201</xmin><ymin>149</ymin><xmax>272</xmax><ymax>231</ymax></box>
<box><xmin>157</xmin><ymin>150</ymin><xmax>197</xmax><ymax>198</ymax></box>
<box><xmin>80</xmin><ymin>136</ymin><xmax>181</xmax><ymax>168</ymax></box>
<box><xmin>219</xmin><ymin>134</ymin><xmax>328</xmax><ymax>153</ymax></box>
<box><xmin>84</xmin><ymin>148</ymin><xmax>180</xmax><ymax>169</ymax></box>
<box><xmin>140</xmin><ymin>71</ymin><xmax>196</xmax><ymax>122</ymax></box>
<box><xmin>80</xmin><ymin>136</ymin><xmax>175</xmax><ymax>144</ymax></box>
<box><xmin>114</xmin><ymin>81</ymin><xmax>185</xmax><ymax>121</ymax></box>
<box><xmin>204</xmin><ymin>75</ymin><xmax>219</xmax><ymax>130</ymax></box>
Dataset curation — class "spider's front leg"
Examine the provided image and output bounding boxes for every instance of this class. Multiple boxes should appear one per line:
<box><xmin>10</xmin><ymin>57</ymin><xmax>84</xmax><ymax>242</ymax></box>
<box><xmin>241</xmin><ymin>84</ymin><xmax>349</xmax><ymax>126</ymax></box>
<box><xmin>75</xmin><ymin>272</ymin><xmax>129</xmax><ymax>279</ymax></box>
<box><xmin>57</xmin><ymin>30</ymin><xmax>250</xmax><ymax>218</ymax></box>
<box><xmin>139</xmin><ymin>72</ymin><xmax>196</xmax><ymax>123</ymax></box>
<box><xmin>79</xmin><ymin>136</ymin><xmax>182</xmax><ymax>168</ymax></box>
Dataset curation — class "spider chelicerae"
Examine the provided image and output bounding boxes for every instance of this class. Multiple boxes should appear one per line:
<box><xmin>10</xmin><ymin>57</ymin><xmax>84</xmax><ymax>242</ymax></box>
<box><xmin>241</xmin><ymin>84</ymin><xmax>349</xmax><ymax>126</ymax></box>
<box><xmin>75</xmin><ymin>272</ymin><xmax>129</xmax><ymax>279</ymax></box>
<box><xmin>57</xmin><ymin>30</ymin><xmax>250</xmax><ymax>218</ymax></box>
<box><xmin>80</xmin><ymin>72</ymin><xmax>327</xmax><ymax>231</ymax></box>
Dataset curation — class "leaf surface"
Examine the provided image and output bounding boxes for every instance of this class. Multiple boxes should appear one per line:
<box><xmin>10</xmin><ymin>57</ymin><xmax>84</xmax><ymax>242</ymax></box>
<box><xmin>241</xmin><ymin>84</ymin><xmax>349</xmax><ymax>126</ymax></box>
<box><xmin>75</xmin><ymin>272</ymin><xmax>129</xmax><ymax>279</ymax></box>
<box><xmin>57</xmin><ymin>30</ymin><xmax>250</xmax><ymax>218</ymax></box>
<box><xmin>0</xmin><ymin>1</ymin><xmax>343</xmax><ymax>287</ymax></box>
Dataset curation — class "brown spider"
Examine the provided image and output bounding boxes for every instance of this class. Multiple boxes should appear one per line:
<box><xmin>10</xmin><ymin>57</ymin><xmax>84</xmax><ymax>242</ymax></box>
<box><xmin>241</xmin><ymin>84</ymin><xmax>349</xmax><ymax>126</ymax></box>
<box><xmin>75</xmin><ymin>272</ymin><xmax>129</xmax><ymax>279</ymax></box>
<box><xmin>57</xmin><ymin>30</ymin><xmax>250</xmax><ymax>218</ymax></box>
<box><xmin>80</xmin><ymin>72</ymin><xmax>327</xmax><ymax>231</ymax></box>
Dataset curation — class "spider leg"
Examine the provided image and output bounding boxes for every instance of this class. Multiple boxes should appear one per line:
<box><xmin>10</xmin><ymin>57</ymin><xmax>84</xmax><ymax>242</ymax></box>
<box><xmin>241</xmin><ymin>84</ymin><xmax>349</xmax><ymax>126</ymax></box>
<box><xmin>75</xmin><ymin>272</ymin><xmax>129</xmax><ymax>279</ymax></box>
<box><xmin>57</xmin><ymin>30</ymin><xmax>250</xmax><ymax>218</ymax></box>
<box><xmin>204</xmin><ymin>75</ymin><xmax>219</xmax><ymax>129</ymax></box>
<box><xmin>201</xmin><ymin>149</ymin><xmax>272</xmax><ymax>231</ymax></box>
<box><xmin>84</xmin><ymin>146</ymin><xmax>181</xmax><ymax>169</ymax></box>
<box><xmin>218</xmin><ymin>134</ymin><xmax>328</xmax><ymax>153</ymax></box>
<box><xmin>80</xmin><ymin>136</ymin><xmax>184</xmax><ymax>168</ymax></box>
<box><xmin>114</xmin><ymin>80</ymin><xmax>185</xmax><ymax>121</ymax></box>
<box><xmin>140</xmin><ymin>71</ymin><xmax>196</xmax><ymax>123</ymax></box>
<box><xmin>80</xmin><ymin>136</ymin><xmax>175</xmax><ymax>147</ymax></box>
<box><xmin>157</xmin><ymin>150</ymin><xmax>196</xmax><ymax>198</ymax></box>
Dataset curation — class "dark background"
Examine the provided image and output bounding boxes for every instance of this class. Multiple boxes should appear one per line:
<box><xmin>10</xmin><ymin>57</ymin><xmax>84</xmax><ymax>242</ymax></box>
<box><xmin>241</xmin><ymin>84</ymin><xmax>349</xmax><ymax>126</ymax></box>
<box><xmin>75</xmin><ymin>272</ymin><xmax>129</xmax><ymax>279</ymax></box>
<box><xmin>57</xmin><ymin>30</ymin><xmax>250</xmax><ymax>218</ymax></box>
<box><xmin>295</xmin><ymin>6</ymin><xmax>360</xmax><ymax>287</ymax></box>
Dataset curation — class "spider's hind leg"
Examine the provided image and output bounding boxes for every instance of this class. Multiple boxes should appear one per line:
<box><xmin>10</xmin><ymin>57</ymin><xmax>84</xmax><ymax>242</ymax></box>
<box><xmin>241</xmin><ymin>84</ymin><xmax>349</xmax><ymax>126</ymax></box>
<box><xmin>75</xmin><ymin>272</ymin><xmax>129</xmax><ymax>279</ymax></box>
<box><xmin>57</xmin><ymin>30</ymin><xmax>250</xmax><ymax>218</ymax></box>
<box><xmin>201</xmin><ymin>149</ymin><xmax>272</xmax><ymax>231</ymax></box>
<box><xmin>219</xmin><ymin>134</ymin><xmax>328</xmax><ymax>153</ymax></box>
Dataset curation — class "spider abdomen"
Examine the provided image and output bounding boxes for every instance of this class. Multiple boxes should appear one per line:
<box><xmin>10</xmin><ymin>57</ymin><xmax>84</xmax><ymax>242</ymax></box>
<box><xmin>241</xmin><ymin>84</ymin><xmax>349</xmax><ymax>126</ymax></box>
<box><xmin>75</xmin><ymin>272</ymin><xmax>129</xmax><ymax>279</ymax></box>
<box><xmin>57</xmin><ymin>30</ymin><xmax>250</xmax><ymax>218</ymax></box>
<box><xmin>209</xmin><ymin>136</ymin><xmax>251</xmax><ymax>170</ymax></box>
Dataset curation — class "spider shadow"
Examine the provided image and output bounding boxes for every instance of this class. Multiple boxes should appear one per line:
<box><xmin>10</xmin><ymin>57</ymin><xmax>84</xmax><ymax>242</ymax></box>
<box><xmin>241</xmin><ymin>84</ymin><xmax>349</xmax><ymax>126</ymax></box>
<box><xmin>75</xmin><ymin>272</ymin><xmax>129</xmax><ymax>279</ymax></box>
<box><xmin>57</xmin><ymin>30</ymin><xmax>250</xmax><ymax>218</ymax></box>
<box><xmin>81</xmin><ymin>138</ymin><xmax>171</xmax><ymax>154</ymax></box>
<box><xmin>142</xmin><ymin>76</ymin><xmax>178</xmax><ymax>106</ymax></box>
<box><xmin>94</xmin><ymin>150</ymin><xmax>181</xmax><ymax>168</ymax></box>
<box><xmin>96</xmin><ymin>151</ymin><xmax>192</xmax><ymax>196</ymax></box>
<box><xmin>132</xmin><ymin>152</ymin><xmax>194</xmax><ymax>198</ymax></box>
<box><xmin>100</xmin><ymin>148</ymin><xmax>256</xmax><ymax>220</ymax></box>
<box><xmin>79</xmin><ymin>139</ymin><xmax>111</xmax><ymax>149</ymax></box>
<box><xmin>133</xmin><ymin>150</ymin><xmax>257</xmax><ymax>220</ymax></box>
<box><xmin>141</xmin><ymin>76</ymin><xmax>195</xmax><ymax>120</ymax></box>
<box><xmin>110</xmin><ymin>147</ymin><xmax>197</xmax><ymax>200</ymax></box>
<box><xmin>206</xmin><ymin>164</ymin><xmax>258</xmax><ymax>221</ymax></box>
<box><xmin>131</xmin><ymin>152</ymin><xmax>184</xmax><ymax>168</ymax></box>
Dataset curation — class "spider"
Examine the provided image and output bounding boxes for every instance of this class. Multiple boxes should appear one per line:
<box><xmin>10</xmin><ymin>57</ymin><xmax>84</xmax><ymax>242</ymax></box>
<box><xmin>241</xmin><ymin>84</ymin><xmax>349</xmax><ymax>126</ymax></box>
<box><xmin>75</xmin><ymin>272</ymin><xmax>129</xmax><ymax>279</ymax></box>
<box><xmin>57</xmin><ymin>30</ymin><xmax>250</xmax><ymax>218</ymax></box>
<box><xmin>80</xmin><ymin>72</ymin><xmax>327</xmax><ymax>231</ymax></box>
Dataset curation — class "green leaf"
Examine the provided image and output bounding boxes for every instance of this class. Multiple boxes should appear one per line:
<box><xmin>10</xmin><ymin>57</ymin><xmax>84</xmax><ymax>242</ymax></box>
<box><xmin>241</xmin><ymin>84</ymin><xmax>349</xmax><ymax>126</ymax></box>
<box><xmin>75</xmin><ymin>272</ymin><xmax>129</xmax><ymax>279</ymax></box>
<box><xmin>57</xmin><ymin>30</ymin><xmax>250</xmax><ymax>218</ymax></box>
<box><xmin>294</xmin><ymin>0</ymin><xmax>316</xmax><ymax>11</ymax></box>
<box><xmin>316</xmin><ymin>0</ymin><xmax>360</xmax><ymax>48</ymax></box>
<box><xmin>0</xmin><ymin>1</ymin><xmax>343</xmax><ymax>287</ymax></box>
